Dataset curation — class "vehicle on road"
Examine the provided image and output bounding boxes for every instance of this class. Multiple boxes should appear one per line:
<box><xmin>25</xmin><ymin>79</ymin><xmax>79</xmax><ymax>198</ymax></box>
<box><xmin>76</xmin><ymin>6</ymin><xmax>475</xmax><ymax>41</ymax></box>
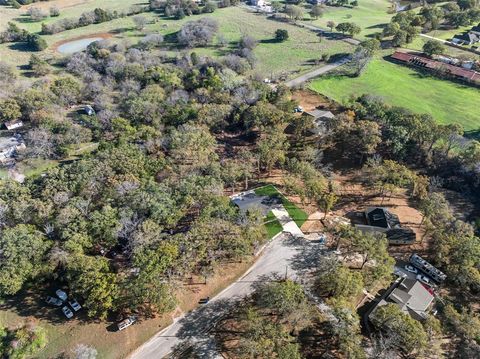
<box><xmin>56</xmin><ymin>289</ymin><xmax>68</xmax><ymax>301</ymax></box>
<box><xmin>69</xmin><ymin>299</ymin><xmax>81</xmax><ymax>312</ymax></box>
<box><xmin>405</xmin><ymin>265</ymin><xmax>418</xmax><ymax>274</ymax></box>
<box><xmin>45</xmin><ymin>296</ymin><xmax>63</xmax><ymax>306</ymax></box>
<box><xmin>62</xmin><ymin>306</ymin><xmax>74</xmax><ymax>319</ymax></box>
<box><xmin>117</xmin><ymin>316</ymin><xmax>137</xmax><ymax>331</ymax></box>
<box><xmin>198</xmin><ymin>297</ymin><xmax>210</xmax><ymax>304</ymax></box>
<box><xmin>416</xmin><ymin>274</ymin><xmax>431</xmax><ymax>285</ymax></box>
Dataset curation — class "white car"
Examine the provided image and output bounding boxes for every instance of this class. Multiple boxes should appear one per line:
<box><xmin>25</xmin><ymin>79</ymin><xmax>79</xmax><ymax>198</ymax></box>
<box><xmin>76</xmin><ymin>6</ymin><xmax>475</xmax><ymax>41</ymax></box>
<box><xmin>56</xmin><ymin>289</ymin><xmax>68</xmax><ymax>302</ymax></box>
<box><xmin>45</xmin><ymin>296</ymin><xmax>63</xmax><ymax>307</ymax></box>
<box><xmin>69</xmin><ymin>299</ymin><xmax>81</xmax><ymax>312</ymax></box>
<box><xmin>405</xmin><ymin>265</ymin><xmax>418</xmax><ymax>274</ymax></box>
<box><xmin>117</xmin><ymin>316</ymin><xmax>137</xmax><ymax>331</ymax></box>
<box><xmin>62</xmin><ymin>306</ymin><xmax>74</xmax><ymax>319</ymax></box>
<box><xmin>416</xmin><ymin>274</ymin><xmax>430</xmax><ymax>285</ymax></box>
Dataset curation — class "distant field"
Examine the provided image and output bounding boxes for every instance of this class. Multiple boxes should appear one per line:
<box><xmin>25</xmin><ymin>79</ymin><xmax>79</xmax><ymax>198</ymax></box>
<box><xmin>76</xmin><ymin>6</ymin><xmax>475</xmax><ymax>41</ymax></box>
<box><xmin>310</xmin><ymin>56</ymin><xmax>480</xmax><ymax>131</ymax></box>
<box><xmin>310</xmin><ymin>0</ymin><xmax>395</xmax><ymax>39</ymax></box>
<box><xmin>0</xmin><ymin>6</ymin><xmax>353</xmax><ymax>78</ymax></box>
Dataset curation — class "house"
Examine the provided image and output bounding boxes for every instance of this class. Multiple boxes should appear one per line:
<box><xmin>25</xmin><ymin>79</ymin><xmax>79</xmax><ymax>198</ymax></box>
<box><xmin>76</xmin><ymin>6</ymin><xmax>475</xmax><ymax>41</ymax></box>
<box><xmin>355</xmin><ymin>207</ymin><xmax>416</xmax><ymax>244</ymax></box>
<box><xmin>4</xmin><ymin>120</ymin><xmax>23</xmax><ymax>131</ymax></box>
<box><xmin>0</xmin><ymin>136</ymin><xmax>25</xmax><ymax>165</ymax></box>
<box><xmin>370</xmin><ymin>277</ymin><xmax>435</xmax><ymax>321</ymax></box>
<box><xmin>302</xmin><ymin>109</ymin><xmax>335</xmax><ymax>135</ymax></box>
<box><xmin>452</xmin><ymin>32</ymin><xmax>479</xmax><ymax>45</ymax></box>
<box><xmin>391</xmin><ymin>51</ymin><xmax>480</xmax><ymax>85</ymax></box>
<box><xmin>250</xmin><ymin>0</ymin><xmax>266</xmax><ymax>6</ymax></box>
<box><xmin>470</xmin><ymin>24</ymin><xmax>480</xmax><ymax>36</ymax></box>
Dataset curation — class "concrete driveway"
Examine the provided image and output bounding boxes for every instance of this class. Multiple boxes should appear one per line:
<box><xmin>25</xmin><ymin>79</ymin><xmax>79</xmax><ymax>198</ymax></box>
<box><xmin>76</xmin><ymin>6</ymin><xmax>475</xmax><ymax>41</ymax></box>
<box><xmin>129</xmin><ymin>231</ymin><xmax>329</xmax><ymax>359</ymax></box>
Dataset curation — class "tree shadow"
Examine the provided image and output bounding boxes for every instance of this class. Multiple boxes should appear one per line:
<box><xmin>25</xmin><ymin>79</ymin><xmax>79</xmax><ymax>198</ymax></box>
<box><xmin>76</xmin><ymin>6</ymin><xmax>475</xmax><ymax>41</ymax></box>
<box><xmin>8</xmin><ymin>42</ymin><xmax>34</xmax><ymax>53</ymax></box>
<box><xmin>173</xmin><ymin>298</ymin><xmax>237</xmax><ymax>340</ymax></box>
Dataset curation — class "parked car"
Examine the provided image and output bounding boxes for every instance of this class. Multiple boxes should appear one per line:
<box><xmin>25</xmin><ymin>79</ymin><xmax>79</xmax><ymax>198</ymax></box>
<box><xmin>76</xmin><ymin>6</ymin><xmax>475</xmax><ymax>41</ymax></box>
<box><xmin>405</xmin><ymin>265</ymin><xmax>418</xmax><ymax>274</ymax></box>
<box><xmin>69</xmin><ymin>299</ymin><xmax>81</xmax><ymax>312</ymax></box>
<box><xmin>416</xmin><ymin>274</ymin><xmax>430</xmax><ymax>285</ymax></box>
<box><xmin>394</xmin><ymin>269</ymin><xmax>407</xmax><ymax>279</ymax></box>
<box><xmin>56</xmin><ymin>289</ymin><xmax>68</xmax><ymax>301</ymax></box>
<box><xmin>293</xmin><ymin>106</ymin><xmax>304</xmax><ymax>113</ymax></box>
<box><xmin>117</xmin><ymin>316</ymin><xmax>137</xmax><ymax>331</ymax></box>
<box><xmin>45</xmin><ymin>296</ymin><xmax>63</xmax><ymax>307</ymax></box>
<box><xmin>62</xmin><ymin>306</ymin><xmax>74</xmax><ymax>319</ymax></box>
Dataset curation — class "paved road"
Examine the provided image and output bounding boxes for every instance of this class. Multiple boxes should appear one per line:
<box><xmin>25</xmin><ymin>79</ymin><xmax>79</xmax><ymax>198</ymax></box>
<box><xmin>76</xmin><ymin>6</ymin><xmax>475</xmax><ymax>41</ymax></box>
<box><xmin>285</xmin><ymin>56</ymin><xmax>350</xmax><ymax>88</ymax></box>
<box><xmin>129</xmin><ymin>233</ymin><xmax>316</xmax><ymax>358</ymax></box>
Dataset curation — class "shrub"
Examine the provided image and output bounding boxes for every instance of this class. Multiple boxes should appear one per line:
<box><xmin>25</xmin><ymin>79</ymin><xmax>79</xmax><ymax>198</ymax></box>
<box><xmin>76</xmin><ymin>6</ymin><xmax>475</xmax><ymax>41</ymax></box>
<box><xmin>275</xmin><ymin>29</ymin><xmax>289</xmax><ymax>42</ymax></box>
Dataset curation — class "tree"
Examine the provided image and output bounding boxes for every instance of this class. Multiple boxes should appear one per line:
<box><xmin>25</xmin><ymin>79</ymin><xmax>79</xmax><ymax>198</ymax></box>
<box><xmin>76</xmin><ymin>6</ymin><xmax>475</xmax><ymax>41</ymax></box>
<box><xmin>28</xmin><ymin>54</ymin><xmax>50</xmax><ymax>76</ymax></box>
<box><xmin>371</xmin><ymin>304</ymin><xmax>429</xmax><ymax>356</ymax></box>
<box><xmin>327</xmin><ymin>20</ymin><xmax>336</xmax><ymax>32</ymax></box>
<box><xmin>316</xmin><ymin>262</ymin><xmax>364</xmax><ymax>299</ymax></box>
<box><xmin>423</xmin><ymin>39</ymin><xmax>445</xmax><ymax>57</ymax></box>
<box><xmin>202</xmin><ymin>1</ymin><xmax>217</xmax><ymax>13</ymax></box>
<box><xmin>177</xmin><ymin>18</ymin><xmax>219</xmax><ymax>47</ymax></box>
<box><xmin>50</xmin><ymin>76</ymin><xmax>82</xmax><ymax>106</ymax></box>
<box><xmin>132</xmin><ymin>15</ymin><xmax>148</xmax><ymax>31</ymax></box>
<box><xmin>336</xmin><ymin>22</ymin><xmax>361</xmax><ymax>37</ymax></box>
<box><xmin>66</xmin><ymin>255</ymin><xmax>118</xmax><ymax>319</ymax></box>
<box><xmin>0</xmin><ymin>224</ymin><xmax>50</xmax><ymax>295</ymax></box>
<box><xmin>359</xmin><ymin>38</ymin><xmax>381</xmax><ymax>56</ymax></box>
<box><xmin>27</xmin><ymin>7</ymin><xmax>47</xmax><ymax>22</ymax></box>
<box><xmin>285</xmin><ymin>5</ymin><xmax>304</xmax><ymax>21</ymax></box>
<box><xmin>50</xmin><ymin>6</ymin><xmax>60</xmax><ymax>17</ymax></box>
<box><xmin>275</xmin><ymin>29</ymin><xmax>289</xmax><ymax>42</ymax></box>
<box><xmin>319</xmin><ymin>191</ymin><xmax>337</xmax><ymax>219</ymax></box>
<box><xmin>310</xmin><ymin>5</ymin><xmax>324</xmax><ymax>20</ymax></box>
<box><xmin>256</xmin><ymin>127</ymin><xmax>289</xmax><ymax>174</ymax></box>
<box><xmin>27</xmin><ymin>34</ymin><xmax>48</xmax><ymax>51</ymax></box>
<box><xmin>169</xmin><ymin>124</ymin><xmax>218</xmax><ymax>172</ymax></box>
<box><xmin>0</xmin><ymin>98</ymin><xmax>21</xmax><ymax>123</ymax></box>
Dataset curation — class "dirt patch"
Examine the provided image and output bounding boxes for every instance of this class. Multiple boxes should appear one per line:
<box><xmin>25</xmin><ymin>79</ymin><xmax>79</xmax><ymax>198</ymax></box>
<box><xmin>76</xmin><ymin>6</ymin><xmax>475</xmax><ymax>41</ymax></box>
<box><xmin>52</xmin><ymin>32</ymin><xmax>113</xmax><ymax>52</ymax></box>
<box><xmin>291</xmin><ymin>89</ymin><xmax>339</xmax><ymax>112</ymax></box>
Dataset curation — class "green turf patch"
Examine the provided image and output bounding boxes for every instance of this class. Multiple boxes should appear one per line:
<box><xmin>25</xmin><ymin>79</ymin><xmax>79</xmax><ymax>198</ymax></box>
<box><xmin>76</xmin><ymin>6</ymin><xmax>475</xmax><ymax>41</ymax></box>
<box><xmin>264</xmin><ymin>211</ymin><xmax>283</xmax><ymax>239</ymax></box>
<box><xmin>255</xmin><ymin>184</ymin><xmax>308</xmax><ymax>228</ymax></box>
<box><xmin>309</xmin><ymin>56</ymin><xmax>480</xmax><ymax>131</ymax></box>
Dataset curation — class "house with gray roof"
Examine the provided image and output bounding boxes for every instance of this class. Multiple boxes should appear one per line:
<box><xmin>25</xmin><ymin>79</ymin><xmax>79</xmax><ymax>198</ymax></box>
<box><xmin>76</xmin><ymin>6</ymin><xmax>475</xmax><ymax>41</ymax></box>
<box><xmin>370</xmin><ymin>277</ymin><xmax>435</xmax><ymax>322</ymax></box>
<box><xmin>302</xmin><ymin>109</ymin><xmax>335</xmax><ymax>135</ymax></box>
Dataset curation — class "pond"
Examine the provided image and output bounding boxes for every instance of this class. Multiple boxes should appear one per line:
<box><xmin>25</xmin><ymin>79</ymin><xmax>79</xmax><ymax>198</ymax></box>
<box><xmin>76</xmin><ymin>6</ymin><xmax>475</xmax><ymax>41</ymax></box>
<box><xmin>57</xmin><ymin>37</ymin><xmax>104</xmax><ymax>54</ymax></box>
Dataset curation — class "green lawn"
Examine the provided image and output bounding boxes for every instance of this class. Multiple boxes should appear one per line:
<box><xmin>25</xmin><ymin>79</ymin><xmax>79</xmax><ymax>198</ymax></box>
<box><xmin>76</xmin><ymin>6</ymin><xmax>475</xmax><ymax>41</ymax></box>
<box><xmin>264</xmin><ymin>211</ymin><xmax>283</xmax><ymax>238</ymax></box>
<box><xmin>309</xmin><ymin>0</ymin><xmax>395</xmax><ymax>39</ymax></box>
<box><xmin>255</xmin><ymin>184</ymin><xmax>308</xmax><ymax>228</ymax></box>
<box><xmin>309</xmin><ymin>56</ymin><xmax>480</xmax><ymax>131</ymax></box>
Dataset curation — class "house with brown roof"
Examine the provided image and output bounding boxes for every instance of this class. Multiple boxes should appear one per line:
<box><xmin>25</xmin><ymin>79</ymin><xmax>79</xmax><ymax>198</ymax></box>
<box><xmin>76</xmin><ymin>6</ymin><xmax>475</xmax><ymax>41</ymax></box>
<box><xmin>391</xmin><ymin>51</ymin><xmax>480</xmax><ymax>85</ymax></box>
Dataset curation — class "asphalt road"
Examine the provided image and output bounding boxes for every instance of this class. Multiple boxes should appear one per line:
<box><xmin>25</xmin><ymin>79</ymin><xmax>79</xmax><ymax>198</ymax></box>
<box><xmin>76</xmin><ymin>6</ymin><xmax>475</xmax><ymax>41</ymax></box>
<box><xmin>129</xmin><ymin>233</ymin><xmax>324</xmax><ymax>359</ymax></box>
<box><xmin>285</xmin><ymin>57</ymin><xmax>350</xmax><ymax>88</ymax></box>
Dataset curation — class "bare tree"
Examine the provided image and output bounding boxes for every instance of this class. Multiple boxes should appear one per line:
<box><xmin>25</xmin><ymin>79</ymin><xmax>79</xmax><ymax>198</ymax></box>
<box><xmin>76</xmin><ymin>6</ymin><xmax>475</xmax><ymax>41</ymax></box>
<box><xmin>133</xmin><ymin>15</ymin><xmax>148</xmax><ymax>31</ymax></box>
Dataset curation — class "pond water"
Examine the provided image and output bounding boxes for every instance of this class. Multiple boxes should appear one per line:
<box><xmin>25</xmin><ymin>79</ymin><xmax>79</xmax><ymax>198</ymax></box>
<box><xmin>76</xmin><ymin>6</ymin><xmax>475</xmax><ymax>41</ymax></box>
<box><xmin>57</xmin><ymin>37</ymin><xmax>104</xmax><ymax>54</ymax></box>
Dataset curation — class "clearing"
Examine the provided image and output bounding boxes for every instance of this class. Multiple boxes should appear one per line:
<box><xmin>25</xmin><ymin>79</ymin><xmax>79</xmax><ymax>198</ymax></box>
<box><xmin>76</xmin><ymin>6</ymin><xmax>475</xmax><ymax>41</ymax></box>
<box><xmin>309</xmin><ymin>56</ymin><xmax>480</xmax><ymax>132</ymax></box>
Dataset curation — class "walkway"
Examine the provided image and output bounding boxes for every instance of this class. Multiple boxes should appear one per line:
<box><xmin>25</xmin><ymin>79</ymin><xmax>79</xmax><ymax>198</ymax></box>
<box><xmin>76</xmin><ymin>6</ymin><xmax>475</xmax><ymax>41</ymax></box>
<box><xmin>271</xmin><ymin>205</ymin><xmax>304</xmax><ymax>237</ymax></box>
<box><xmin>420</xmin><ymin>33</ymin><xmax>448</xmax><ymax>43</ymax></box>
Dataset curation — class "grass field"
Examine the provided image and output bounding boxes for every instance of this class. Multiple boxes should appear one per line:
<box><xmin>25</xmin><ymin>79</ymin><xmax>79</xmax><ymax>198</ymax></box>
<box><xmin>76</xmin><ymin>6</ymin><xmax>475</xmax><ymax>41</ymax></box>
<box><xmin>255</xmin><ymin>184</ymin><xmax>309</xmax><ymax>227</ymax></box>
<box><xmin>309</xmin><ymin>0</ymin><xmax>395</xmax><ymax>39</ymax></box>
<box><xmin>309</xmin><ymin>56</ymin><xmax>480</xmax><ymax>131</ymax></box>
<box><xmin>0</xmin><ymin>6</ymin><xmax>353</xmax><ymax>78</ymax></box>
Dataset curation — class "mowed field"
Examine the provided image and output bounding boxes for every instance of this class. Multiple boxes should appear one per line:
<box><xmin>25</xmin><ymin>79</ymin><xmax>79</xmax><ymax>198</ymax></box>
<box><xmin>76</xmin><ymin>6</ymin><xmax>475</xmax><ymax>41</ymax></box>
<box><xmin>0</xmin><ymin>4</ymin><xmax>353</xmax><ymax>78</ymax></box>
<box><xmin>310</xmin><ymin>0</ymin><xmax>395</xmax><ymax>39</ymax></box>
<box><xmin>310</xmin><ymin>57</ymin><xmax>480</xmax><ymax>131</ymax></box>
